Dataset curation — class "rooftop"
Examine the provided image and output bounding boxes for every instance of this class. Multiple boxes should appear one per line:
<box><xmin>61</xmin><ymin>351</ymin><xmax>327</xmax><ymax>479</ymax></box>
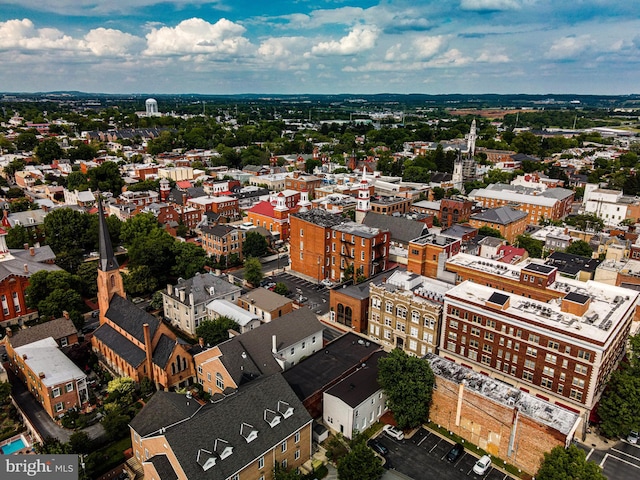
<box><xmin>324</xmin><ymin>350</ymin><xmax>387</xmax><ymax>408</ymax></box>
<box><xmin>446</xmin><ymin>279</ymin><xmax>638</xmax><ymax>345</ymax></box>
<box><xmin>8</xmin><ymin>317</ymin><xmax>77</xmax><ymax>348</ymax></box>
<box><xmin>14</xmin><ymin>337</ymin><xmax>86</xmax><ymax>387</ymax></box>
<box><xmin>426</xmin><ymin>355</ymin><xmax>580</xmax><ymax>435</ymax></box>
<box><xmin>409</xmin><ymin>233</ymin><xmax>460</xmax><ymax>247</ymax></box>
<box><xmin>471</xmin><ymin>206</ymin><xmax>528</xmax><ymax>225</ymax></box>
<box><xmin>238</xmin><ymin>287</ymin><xmax>293</xmax><ymax>312</ymax></box>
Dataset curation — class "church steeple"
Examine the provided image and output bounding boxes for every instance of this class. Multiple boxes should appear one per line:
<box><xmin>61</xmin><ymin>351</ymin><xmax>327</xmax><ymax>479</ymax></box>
<box><xmin>96</xmin><ymin>198</ymin><xmax>124</xmax><ymax>323</ymax></box>
<box><xmin>98</xmin><ymin>198</ymin><xmax>119</xmax><ymax>272</ymax></box>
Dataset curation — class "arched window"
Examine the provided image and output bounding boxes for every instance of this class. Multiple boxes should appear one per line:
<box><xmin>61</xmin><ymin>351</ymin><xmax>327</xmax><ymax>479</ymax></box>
<box><xmin>344</xmin><ymin>307</ymin><xmax>353</xmax><ymax>328</ymax></box>
<box><xmin>216</xmin><ymin>372</ymin><xmax>224</xmax><ymax>390</ymax></box>
<box><xmin>176</xmin><ymin>355</ymin><xmax>181</xmax><ymax>372</ymax></box>
<box><xmin>337</xmin><ymin>304</ymin><xmax>345</xmax><ymax>325</ymax></box>
<box><xmin>110</xmin><ymin>275</ymin><xmax>116</xmax><ymax>287</ymax></box>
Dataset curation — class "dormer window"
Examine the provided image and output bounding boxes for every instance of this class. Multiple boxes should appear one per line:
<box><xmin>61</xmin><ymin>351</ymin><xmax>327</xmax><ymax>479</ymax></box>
<box><xmin>196</xmin><ymin>449</ymin><xmax>216</xmax><ymax>471</ymax></box>
<box><xmin>277</xmin><ymin>400</ymin><xmax>294</xmax><ymax>419</ymax></box>
<box><xmin>214</xmin><ymin>438</ymin><xmax>233</xmax><ymax>460</ymax></box>
<box><xmin>240</xmin><ymin>423</ymin><xmax>258</xmax><ymax>443</ymax></box>
<box><xmin>264</xmin><ymin>409</ymin><xmax>281</xmax><ymax>428</ymax></box>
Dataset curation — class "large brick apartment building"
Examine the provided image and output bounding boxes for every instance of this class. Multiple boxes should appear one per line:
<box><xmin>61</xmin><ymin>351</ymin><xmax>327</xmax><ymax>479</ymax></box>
<box><xmin>289</xmin><ymin>209</ymin><xmax>390</xmax><ymax>283</ymax></box>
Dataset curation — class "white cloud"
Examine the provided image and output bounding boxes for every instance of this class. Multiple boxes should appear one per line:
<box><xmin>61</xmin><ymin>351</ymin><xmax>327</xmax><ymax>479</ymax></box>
<box><xmin>477</xmin><ymin>50</ymin><xmax>511</xmax><ymax>63</ymax></box>
<box><xmin>546</xmin><ymin>35</ymin><xmax>593</xmax><ymax>60</ymax></box>
<box><xmin>0</xmin><ymin>18</ymin><xmax>78</xmax><ymax>52</ymax></box>
<box><xmin>413</xmin><ymin>35</ymin><xmax>447</xmax><ymax>59</ymax></box>
<box><xmin>460</xmin><ymin>0</ymin><xmax>527</xmax><ymax>11</ymax></box>
<box><xmin>144</xmin><ymin>18</ymin><xmax>251</xmax><ymax>57</ymax></box>
<box><xmin>84</xmin><ymin>28</ymin><xmax>143</xmax><ymax>56</ymax></box>
<box><xmin>311</xmin><ymin>25</ymin><xmax>378</xmax><ymax>56</ymax></box>
<box><xmin>257</xmin><ymin>37</ymin><xmax>303</xmax><ymax>58</ymax></box>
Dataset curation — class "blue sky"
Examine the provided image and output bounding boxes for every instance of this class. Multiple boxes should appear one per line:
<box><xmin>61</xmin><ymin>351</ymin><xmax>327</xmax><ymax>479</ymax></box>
<box><xmin>0</xmin><ymin>1</ymin><xmax>638</xmax><ymax>95</ymax></box>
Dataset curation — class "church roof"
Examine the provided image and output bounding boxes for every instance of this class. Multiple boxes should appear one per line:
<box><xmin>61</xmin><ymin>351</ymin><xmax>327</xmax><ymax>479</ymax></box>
<box><xmin>92</xmin><ymin>323</ymin><xmax>147</xmax><ymax>368</ymax></box>
<box><xmin>153</xmin><ymin>334</ymin><xmax>177</xmax><ymax>369</ymax></box>
<box><xmin>105</xmin><ymin>294</ymin><xmax>159</xmax><ymax>344</ymax></box>
<box><xmin>248</xmin><ymin>201</ymin><xmax>275</xmax><ymax>217</ymax></box>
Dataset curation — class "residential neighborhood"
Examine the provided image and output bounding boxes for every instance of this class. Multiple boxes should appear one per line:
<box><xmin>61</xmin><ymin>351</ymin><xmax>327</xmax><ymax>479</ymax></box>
<box><xmin>1</xmin><ymin>93</ymin><xmax>640</xmax><ymax>480</ymax></box>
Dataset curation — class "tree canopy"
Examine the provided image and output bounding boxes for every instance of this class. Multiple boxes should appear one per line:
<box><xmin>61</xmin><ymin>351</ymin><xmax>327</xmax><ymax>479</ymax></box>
<box><xmin>337</xmin><ymin>437</ymin><xmax>384</xmax><ymax>480</ymax></box>
<box><xmin>516</xmin><ymin>234</ymin><xmax>544</xmax><ymax>258</ymax></box>
<box><xmin>377</xmin><ymin>349</ymin><xmax>435</xmax><ymax>430</ymax></box>
<box><xmin>244</xmin><ymin>256</ymin><xmax>263</xmax><ymax>287</ymax></box>
<box><xmin>565</xmin><ymin>240</ymin><xmax>593</xmax><ymax>258</ymax></box>
<box><xmin>242</xmin><ymin>231</ymin><xmax>269</xmax><ymax>258</ymax></box>
<box><xmin>25</xmin><ymin>270</ymin><xmax>84</xmax><ymax>325</ymax></box>
<box><xmin>195</xmin><ymin>316</ymin><xmax>240</xmax><ymax>347</ymax></box>
<box><xmin>536</xmin><ymin>445</ymin><xmax>606</xmax><ymax>480</ymax></box>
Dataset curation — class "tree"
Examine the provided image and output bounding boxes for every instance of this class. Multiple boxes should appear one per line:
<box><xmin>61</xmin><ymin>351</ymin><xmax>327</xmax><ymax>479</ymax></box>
<box><xmin>244</xmin><ymin>256</ymin><xmax>263</xmax><ymax>286</ymax></box>
<box><xmin>478</xmin><ymin>226</ymin><xmax>504</xmax><ymax>239</ymax></box>
<box><xmin>536</xmin><ymin>445</ymin><xmax>606</xmax><ymax>480</ymax></box>
<box><xmin>68</xmin><ymin>431</ymin><xmax>92</xmax><ymax>455</ymax></box>
<box><xmin>516</xmin><ymin>234</ymin><xmax>544</xmax><ymax>258</ymax></box>
<box><xmin>565</xmin><ymin>240</ymin><xmax>593</xmax><ymax>258</ymax></box>
<box><xmin>15</xmin><ymin>131</ymin><xmax>38</xmax><ymax>151</ymax></box>
<box><xmin>274</xmin><ymin>282</ymin><xmax>289</xmax><ymax>296</ymax></box>
<box><xmin>106</xmin><ymin>376</ymin><xmax>136</xmax><ymax>406</ymax></box>
<box><xmin>35</xmin><ymin>138</ymin><xmax>63</xmax><ymax>164</ymax></box>
<box><xmin>171</xmin><ymin>241</ymin><xmax>209</xmax><ymax>279</ymax></box>
<box><xmin>87</xmin><ymin>161</ymin><xmax>124</xmax><ymax>193</ymax></box>
<box><xmin>378</xmin><ymin>349</ymin><xmax>435</xmax><ymax>430</ymax></box>
<box><xmin>35</xmin><ymin>437</ymin><xmax>70</xmax><ymax>454</ymax></box>
<box><xmin>0</xmin><ymin>381</ymin><xmax>10</xmax><ymax>405</ymax></box>
<box><xmin>195</xmin><ymin>316</ymin><xmax>240</xmax><ymax>347</ymax></box>
<box><xmin>25</xmin><ymin>270</ymin><xmax>84</xmax><ymax>321</ymax></box>
<box><xmin>243</xmin><ymin>231</ymin><xmax>269</xmax><ymax>258</ymax></box>
<box><xmin>123</xmin><ymin>265</ymin><xmax>158</xmax><ymax>296</ymax></box>
<box><xmin>305</xmin><ymin>158</ymin><xmax>321</xmax><ymax>173</ymax></box>
<box><xmin>598</xmin><ymin>333</ymin><xmax>640</xmax><ymax>438</ymax></box>
<box><xmin>337</xmin><ymin>439</ymin><xmax>384</xmax><ymax>480</ymax></box>
<box><xmin>5</xmin><ymin>224</ymin><xmax>32</xmax><ymax>249</ymax></box>
<box><xmin>101</xmin><ymin>409</ymin><xmax>131</xmax><ymax>441</ymax></box>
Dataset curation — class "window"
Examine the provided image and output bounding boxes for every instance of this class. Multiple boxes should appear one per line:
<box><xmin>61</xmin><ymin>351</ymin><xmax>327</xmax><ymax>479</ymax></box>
<box><xmin>528</xmin><ymin>334</ymin><xmax>540</xmax><ymax>344</ymax></box>
<box><xmin>295</xmin><ymin>449</ymin><xmax>300</xmax><ymax>460</ymax></box>
<box><xmin>570</xmin><ymin>389</ymin><xmax>583</xmax><ymax>401</ymax></box>
<box><xmin>548</xmin><ymin>340</ymin><xmax>560</xmax><ymax>350</ymax></box>
<box><xmin>295</xmin><ymin>431</ymin><xmax>300</xmax><ymax>443</ymax></box>
<box><xmin>524</xmin><ymin>359</ymin><xmax>536</xmax><ymax>369</ymax></box>
<box><xmin>282</xmin><ymin>460</ymin><xmax>287</xmax><ymax>469</ymax></box>
<box><xmin>541</xmin><ymin>378</ymin><xmax>553</xmax><ymax>389</ymax></box>
<box><xmin>468</xmin><ymin>350</ymin><xmax>478</xmax><ymax>361</ymax></box>
<box><xmin>258</xmin><ymin>456</ymin><xmax>264</xmax><ymax>469</ymax></box>
<box><xmin>545</xmin><ymin>353</ymin><xmax>557</xmax><ymax>364</ymax></box>
<box><xmin>572</xmin><ymin>378</ymin><xmax>585</xmax><ymax>388</ymax></box>
<box><xmin>412</xmin><ymin>311</ymin><xmax>420</xmax><ymax>323</ymax></box>
<box><xmin>55</xmin><ymin>402</ymin><xmax>64</xmax><ymax>412</ymax></box>
<box><xmin>575</xmin><ymin>364</ymin><xmax>588</xmax><ymax>375</ymax></box>
<box><xmin>52</xmin><ymin>387</ymin><xmax>61</xmax><ymax>398</ymax></box>
<box><xmin>372</xmin><ymin>297</ymin><xmax>381</xmax><ymax>309</ymax></box>
<box><xmin>578</xmin><ymin>350</ymin><xmax>591</xmax><ymax>361</ymax></box>
<box><xmin>65</xmin><ymin>382</ymin><xmax>74</xmax><ymax>393</ymax></box>
<box><xmin>409</xmin><ymin>340</ymin><xmax>417</xmax><ymax>351</ymax></box>
<box><xmin>471</xmin><ymin>327</ymin><xmax>480</xmax><ymax>337</ymax></box>
<box><xmin>449</xmin><ymin>319</ymin><xmax>459</xmax><ymax>329</ymax></box>
<box><xmin>481</xmin><ymin>354</ymin><xmax>491</xmax><ymax>365</ymax></box>
<box><xmin>543</xmin><ymin>366</ymin><xmax>554</xmax><ymax>377</ymax></box>
<box><xmin>396</xmin><ymin>306</ymin><xmax>407</xmax><ymax>319</ymax></box>
<box><xmin>207</xmin><ymin>372</ymin><xmax>211</xmax><ymax>382</ymax></box>
<box><xmin>522</xmin><ymin>371</ymin><xmax>533</xmax><ymax>382</ymax></box>
<box><xmin>281</xmin><ymin>440</ymin><xmax>287</xmax><ymax>453</ymax></box>
<box><xmin>484</xmin><ymin>332</ymin><xmax>494</xmax><ymax>341</ymax></box>
<box><xmin>482</xmin><ymin>344</ymin><xmax>492</xmax><ymax>353</ymax></box>
<box><xmin>526</xmin><ymin>347</ymin><xmax>537</xmax><ymax>357</ymax></box>
<box><xmin>216</xmin><ymin>373</ymin><xmax>224</xmax><ymax>390</ymax></box>
<box><xmin>385</xmin><ymin>302</ymin><xmax>393</xmax><ymax>313</ymax></box>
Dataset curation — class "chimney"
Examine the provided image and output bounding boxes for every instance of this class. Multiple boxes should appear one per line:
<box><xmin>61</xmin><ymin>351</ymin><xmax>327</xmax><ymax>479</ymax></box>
<box><xmin>29</xmin><ymin>246</ymin><xmax>35</xmax><ymax>256</ymax></box>
<box><xmin>23</xmin><ymin>264</ymin><xmax>28</xmax><ymax>273</ymax></box>
<box><xmin>143</xmin><ymin>323</ymin><xmax>154</xmax><ymax>386</ymax></box>
<box><xmin>62</xmin><ymin>310</ymin><xmax>69</xmax><ymax>320</ymax></box>
<box><xmin>272</xmin><ymin>334</ymin><xmax>277</xmax><ymax>354</ymax></box>
<box><xmin>39</xmin><ymin>372</ymin><xmax>45</xmax><ymax>379</ymax></box>
<box><xmin>5</xmin><ymin>327</ymin><xmax>11</xmax><ymax>338</ymax></box>
<box><xmin>23</xmin><ymin>243</ymin><xmax>29</xmax><ymax>250</ymax></box>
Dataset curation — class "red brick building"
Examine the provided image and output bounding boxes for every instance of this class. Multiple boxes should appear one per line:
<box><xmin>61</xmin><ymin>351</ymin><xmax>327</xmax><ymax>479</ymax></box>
<box><xmin>439</xmin><ymin>198</ymin><xmax>473</xmax><ymax>229</ymax></box>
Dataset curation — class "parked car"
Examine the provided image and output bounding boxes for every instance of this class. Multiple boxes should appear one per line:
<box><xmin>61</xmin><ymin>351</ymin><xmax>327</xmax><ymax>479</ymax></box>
<box><xmin>628</xmin><ymin>430</ymin><xmax>639</xmax><ymax>444</ymax></box>
<box><xmin>368</xmin><ymin>439</ymin><xmax>388</xmax><ymax>456</ymax></box>
<box><xmin>446</xmin><ymin>443</ymin><xmax>464</xmax><ymax>463</ymax></box>
<box><xmin>473</xmin><ymin>455</ymin><xmax>492</xmax><ymax>475</ymax></box>
<box><xmin>321</xmin><ymin>278</ymin><xmax>334</xmax><ymax>287</ymax></box>
<box><xmin>383</xmin><ymin>424</ymin><xmax>405</xmax><ymax>441</ymax></box>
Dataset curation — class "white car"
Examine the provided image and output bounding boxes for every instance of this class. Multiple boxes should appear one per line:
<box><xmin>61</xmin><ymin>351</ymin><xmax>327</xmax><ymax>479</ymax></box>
<box><xmin>321</xmin><ymin>279</ymin><xmax>334</xmax><ymax>287</ymax></box>
<box><xmin>473</xmin><ymin>455</ymin><xmax>492</xmax><ymax>475</ymax></box>
<box><xmin>628</xmin><ymin>430</ymin><xmax>639</xmax><ymax>444</ymax></box>
<box><xmin>382</xmin><ymin>424</ymin><xmax>404</xmax><ymax>441</ymax></box>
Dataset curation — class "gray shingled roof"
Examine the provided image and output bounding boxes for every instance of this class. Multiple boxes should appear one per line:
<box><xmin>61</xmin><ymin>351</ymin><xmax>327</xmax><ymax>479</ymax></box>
<box><xmin>153</xmin><ymin>334</ymin><xmax>177</xmax><ymax>369</ymax></box>
<box><xmin>471</xmin><ymin>206</ymin><xmax>527</xmax><ymax>225</ymax></box>
<box><xmin>148</xmin><ymin>454</ymin><xmax>178</xmax><ymax>480</ymax></box>
<box><xmin>160</xmin><ymin>374</ymin><xmax>311</xmax><ymax>480</ymax></box>
<box><xmin>12</xmin><ymin>245</ymin><xmax>56</xmax><ymax>264</ymax></box>
<box><xmin>129</xmin><ymin>390</ymin><xmax>202</xmax><ymax>437</ymax></box>
<box><xmin>92</xmin><ymin>323</ymin><xmax>146</xmax><ymax>368</ymax></box>
<box><xmin>105</xmin><ymin>294</ymin><xmax>159</xmax><ymax>345</ymax></box>
<box><xmin>8</xmin><ymin>317</ymin><xmax>77</xmax><ymax>348</ymax></box>
<box><xmin>324</xmin><ymin>350</ymin><xmax>387</xmax><ymax>408</ymax></box>
<box><xmin>169</xmin><ymin>273</ymin><xmax>241</xmax><ymax>307</ymax></box>
<box><xmin>362</xmin><ymin>212</ymin><xmax>426</xmax><ymax>245</ymax></box>
<box><xmin>216</xmin><ymin>308</ymin><xmax>324</xmax><ymax>387</ymax></box>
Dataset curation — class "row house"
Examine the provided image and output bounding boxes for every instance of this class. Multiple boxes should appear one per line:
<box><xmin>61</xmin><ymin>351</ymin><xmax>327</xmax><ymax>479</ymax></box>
<box><xmin>289</xmin><ymin>209</ymin><xmax>389</xmax><ymax>283</ymax></box>
<box><xmin>367</xmin><ymin>270</ymin><xmax>446</xmax><ymax>356</ymax></box>
<box><xmin>285</xmin><ymin>172</ymin><xmax>323</xmax><ymax>198</ymax></box>
<box><xmin>440</xmin><ymin>280</ymin><xmax>638</xmax><ymax>418</ymax></box>
<box><xmin>200</xmin><ymin>225</ymin><xmax>245</xmax><ymax>265</ymax></box>
<box><xmin>407</xmin><ymin>233</ymin><xmax>462</xmax><ymax>279</ymax></box>
<box><xmin>188</xmin><ymin>196</ymin><xmax>240</xmax><ymax>222</ymax></box>
<box><xmin>118</xmin><ymin>190</ymin><xmax>160</xmax><ymax>207</ymax></box>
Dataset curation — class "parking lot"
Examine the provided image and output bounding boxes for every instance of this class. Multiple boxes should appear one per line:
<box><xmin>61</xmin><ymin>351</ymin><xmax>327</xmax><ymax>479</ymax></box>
<box><xmin>374</xmin><ymin>428</ymin><xmax>516</xmax><ymax>480</ymax></box>
<box><xmin>578</xmin><ymin>438</ymin><xmax>640</xmax><ymax>480</ymax></box>
<box><xmin>264</xmin><ymin>271</ymin><xmax>331</xmax><ymax>315</ymax></box>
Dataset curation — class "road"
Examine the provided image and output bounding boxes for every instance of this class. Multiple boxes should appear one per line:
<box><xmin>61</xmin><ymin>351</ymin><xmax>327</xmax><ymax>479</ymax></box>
<box><xmin>577</xmin><ymin>437</ymin><xmax>640</xmax><ymax>480</ymax></box>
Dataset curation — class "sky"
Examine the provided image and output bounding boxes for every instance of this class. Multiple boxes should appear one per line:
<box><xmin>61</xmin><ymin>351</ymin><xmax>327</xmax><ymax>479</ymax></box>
<box><xmin>0</xmin><ymin>1</ymin><xmax>638</xmax><ymax>95</ymax></box>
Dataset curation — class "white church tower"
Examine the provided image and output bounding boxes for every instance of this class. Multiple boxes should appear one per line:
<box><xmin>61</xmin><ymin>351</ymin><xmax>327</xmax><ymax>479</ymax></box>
<box><xmin>297</xmin><ymin>190</ymin><xmax>311</xmax><ymax>213</ymax></box>
<box><xmin>355</xmin><ymin>175</ymin><xmax>370</xmax><ymax>224</ymax></box>
<box><xmin>466</xmin><ymin>118</ymin><xmax>477</xmax><ymax>158</ymax></box>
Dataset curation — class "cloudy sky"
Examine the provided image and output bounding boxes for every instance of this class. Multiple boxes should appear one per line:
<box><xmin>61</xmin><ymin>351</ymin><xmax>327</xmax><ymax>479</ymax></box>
<box><xmin>0</xmin><ymin>1</ymin><xmax>638</xmax><ymax>95</ymax></box>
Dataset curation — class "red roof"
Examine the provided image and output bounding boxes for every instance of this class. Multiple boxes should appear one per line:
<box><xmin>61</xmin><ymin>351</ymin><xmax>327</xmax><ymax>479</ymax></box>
<box><xmin>176</xmin><ymin>180</ymin><xmax>192</xmax><ymax>189</ymax></box>
<box><xmin>497</xmin><ymin>245</ymin><xmax>526</xmax><ymax>264</ymax></box>
<box><xmin>248</xmin><ymin>201</ymin><xmax>276</xmax><ymax>217</ymax></box>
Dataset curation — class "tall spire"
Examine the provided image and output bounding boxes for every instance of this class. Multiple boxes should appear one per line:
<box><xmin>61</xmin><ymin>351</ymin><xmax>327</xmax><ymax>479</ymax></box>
<box><xmin>98</xmin><ymin>198</ymin><xmax>119</xmax><ymax>272</ymax></box>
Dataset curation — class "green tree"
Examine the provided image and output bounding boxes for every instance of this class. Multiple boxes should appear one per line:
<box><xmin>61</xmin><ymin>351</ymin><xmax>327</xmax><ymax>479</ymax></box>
<box><xmin>274</xmin><ymin>282</ymin><xmax>289</xmax><ymax>296</ymax></box>
<box><xmin>244</xmin><ymin>256</ymin><xmax>263</xmax><ymax>286</ymax></box>
<box><xmin>378</xmin><ymin>349</ymin><xmax>435</xmax><ymax>430</ymax></box>
<box><xmin>516</xmin><ymin>234</ymin><xmax>544</xmax><ymax>258</ymax></box>
<box><xmin>76</xmin><ymin>261</ymin><xmax>98</xmax><ymax>297</ymax></box>
<box><xmin>15</xmin><ymin>131</ymin><xmax>38</xmax><ymax>151</ymax></box>
<box><xmin>123</xmin><ymin>265</ymin><xmax>158</xmax><ymax>296</ymax></box>
<box><xmin>87</xmin><ymin>161</ymin><xmax>124</xmax><ymax>194</ymax></box>
<box><xmin>35</xmin><ymin>138</ymin><xmax>63</xmax><ymax>164</ymax></box>
<box><xmin>34</xmin><ymin>437</ymin><xmax>70</xmax><ymax>454</ymax></box>
<box><xmin>68</xmin><ymin>431</ymin><xmax>92</xmax><ymax>455</ymax></box>
<box><xmin>120</xmin><ymin>212</ymin><xmax>161</xmax><ymax>246</ymax></box>
<box><xmin>101</xmin><ymin>408</ymin><xmax>131</xmax><ymax>441</ymax></box>
<box><xmin>25</xmin><ymin>270</ymin><xmax>84</xmax><ymax>321</ymax></box>
<box><xmin>5</xmin><ymin>224</ymin><xmax>32</xmax><ymax>249</ymax></box>
<box><xmin>195</xmin><ymin>316</ymin><xmax>240</xmax><ymax>347</ymax></box>
<box><xmin>478</xmin><ymin>226</ymin><xmax>504</xmax><ymax>239</ymax></box>
<box><xmin>66</xmin><ymin>171</ymin><xmax>89</xmax><ymax>191</ymax></box>
<box><xmin>565</xmin><ymin>240</ymin><xmax>593</xmax><ymax>258</ymax></box>
<box><xmin>106</xmin><ymin>376</ymin><xmax>136</xmax><ymax>406</ymax></box>
<box><xmin>565</xmin><ymin>214</ymin><xmax>604</xmax><ymax>232</ymax></box>
<box><xmin>243</xmin><ymin>231</ymin><xmax>269</xmax><ymax>258</ymax></box>
<box><xmin>337</xmin><ymin>438</ymin><xmax>384</xmax><ymax>480</ymax></box>
<box><xmin>0</xmin><ymin>381</ymin><xmax>11</xmax><ymax>404</ymax></box>
<box><xmin>536</xmin><ymin>444</ymin><xmax>606</xmax><ymax>480</ymax></box>
<box><xmin>305</xmin><ymin>159</ymin><xmax>322</xmax><ymax>173</ymax></box>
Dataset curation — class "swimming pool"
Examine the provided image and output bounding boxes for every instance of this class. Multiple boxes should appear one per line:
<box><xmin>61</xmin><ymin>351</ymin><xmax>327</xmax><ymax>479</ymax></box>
<box><xmin>0</xmin><ymin>437</ymin><xmax>26</xmax><ymax>455</ymax></box>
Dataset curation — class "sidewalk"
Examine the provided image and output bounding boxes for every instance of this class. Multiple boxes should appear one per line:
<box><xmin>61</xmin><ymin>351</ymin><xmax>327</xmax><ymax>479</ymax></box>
<box><xmin>579</xmin><ymin>430</ymin><xmax>616</xmax><ymax>450</ymax></box>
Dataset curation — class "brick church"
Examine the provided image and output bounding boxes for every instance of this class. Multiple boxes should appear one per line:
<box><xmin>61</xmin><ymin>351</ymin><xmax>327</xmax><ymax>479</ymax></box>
<box><xmin>91</xmin><ymin>201</ymin><xmax>195</xmax><ymax>389</ymax></box>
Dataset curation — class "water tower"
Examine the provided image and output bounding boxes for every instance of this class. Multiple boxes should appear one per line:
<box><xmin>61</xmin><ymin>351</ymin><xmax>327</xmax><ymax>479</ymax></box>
<box><xmin>145</xmin><ymin>98</ymin><xmax>159</xmax><ymax>116</ymax></box>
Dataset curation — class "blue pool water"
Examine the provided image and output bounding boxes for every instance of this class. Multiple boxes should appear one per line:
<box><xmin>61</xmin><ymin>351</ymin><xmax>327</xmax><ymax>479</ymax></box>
<box><xmin>0</xmin><ymin>438</ymin><xmax>26</xmax><ymax>454</ymax></box>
